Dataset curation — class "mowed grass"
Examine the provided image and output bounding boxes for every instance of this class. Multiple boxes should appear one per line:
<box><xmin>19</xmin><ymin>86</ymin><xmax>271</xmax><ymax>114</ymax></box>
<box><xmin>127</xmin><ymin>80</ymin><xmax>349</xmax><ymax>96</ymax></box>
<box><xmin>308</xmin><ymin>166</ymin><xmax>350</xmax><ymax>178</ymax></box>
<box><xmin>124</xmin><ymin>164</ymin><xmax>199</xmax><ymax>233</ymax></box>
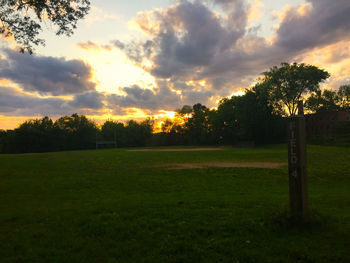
<box><xmin>0</xmin><ymin>145</ymin><xmax>349</xmax><ymax>263</ymax></box>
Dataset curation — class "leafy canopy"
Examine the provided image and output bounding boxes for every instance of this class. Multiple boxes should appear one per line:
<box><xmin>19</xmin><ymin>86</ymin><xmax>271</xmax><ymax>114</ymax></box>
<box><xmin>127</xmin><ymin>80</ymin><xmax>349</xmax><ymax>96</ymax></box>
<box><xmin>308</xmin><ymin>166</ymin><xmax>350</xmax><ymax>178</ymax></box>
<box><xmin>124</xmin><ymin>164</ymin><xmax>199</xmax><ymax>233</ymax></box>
<box><xmin>0</xmin><ymin>0</ymin><xmax>90</xmax><ymax>53</ymax></box>
<box><xmin>261</xmin><ymin>62</ymin><xmax>330</xmax><ymax>116</ymax></box>
<box><xmin>305</xmin><ymin>89</ymin><xmax>340</xmax><ymax>113</ymax></box>
<box><xmin>338</xmin><ymin>85</ymin><xmax>350</xmax><ymax>109</ymax></box>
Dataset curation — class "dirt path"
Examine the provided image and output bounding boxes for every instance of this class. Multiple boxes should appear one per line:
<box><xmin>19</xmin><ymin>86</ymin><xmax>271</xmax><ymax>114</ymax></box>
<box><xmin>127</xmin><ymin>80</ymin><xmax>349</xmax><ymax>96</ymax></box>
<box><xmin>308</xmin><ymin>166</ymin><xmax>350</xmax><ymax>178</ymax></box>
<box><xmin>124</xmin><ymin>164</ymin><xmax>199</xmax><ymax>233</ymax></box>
<box><xmin>128</xmin><ymin>147</ymin><xmax>226</xmax><ymax>152</ymax></box>
<box><xmin>163</xmin><ymin>162</ymin><xmax>286</xmax><ymax>169</ymax></box>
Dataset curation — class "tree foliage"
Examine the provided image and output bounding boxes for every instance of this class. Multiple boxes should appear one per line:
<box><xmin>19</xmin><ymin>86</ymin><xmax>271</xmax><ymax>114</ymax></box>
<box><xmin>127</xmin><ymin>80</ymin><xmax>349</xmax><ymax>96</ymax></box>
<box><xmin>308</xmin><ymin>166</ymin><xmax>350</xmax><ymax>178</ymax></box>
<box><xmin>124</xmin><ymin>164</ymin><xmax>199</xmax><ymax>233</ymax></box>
<box><xmin>305</xmin><ymin>86</ymin><xmax>350</xmax><ymax>113</ymax></box>
<box><xmin>55</xmin><ymin>113</ymin><xmax>97</xmax><ymax>150</ymax></box>
<box><xmin>261</xmin><ymin>62</ymin><xmax>330</xmax><ymax>116</ymax></box>
<box><xmin>305</xmin><ymin>89</ymin><xmax>340</xmax><ymax>113</ymax></box>
<box><xmin>0</xmin><ymin>0</ymin><xmax>90</xmax><ymax>53</ymax></box>
<box><xmin>0</xmin><ymin>115</ymin><xmax>155</xmax><ymax>153</ymax></box>
<box><xmin>185</xmin><ymin>103</ymin><xmax>211</xmax><ymax>144</ymax></box>
<box><xmin>212</xmin><ymin>83</ymin><xmax>285</xmax><ymax>144</ymax></box>
<box><xmin>338</xmin><ymin>85</ymin><xmax>350</xmax><ymax>109</ymax></box>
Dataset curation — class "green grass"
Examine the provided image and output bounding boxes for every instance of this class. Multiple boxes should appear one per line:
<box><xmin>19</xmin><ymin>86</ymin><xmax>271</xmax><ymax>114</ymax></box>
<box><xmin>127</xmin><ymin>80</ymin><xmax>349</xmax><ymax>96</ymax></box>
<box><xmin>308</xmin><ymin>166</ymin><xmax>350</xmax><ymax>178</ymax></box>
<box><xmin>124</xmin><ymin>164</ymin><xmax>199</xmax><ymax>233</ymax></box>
<box><xmin>0</xmin><ymin>145</ymin><xmax>349</xmax><ymax>262</ymax></box>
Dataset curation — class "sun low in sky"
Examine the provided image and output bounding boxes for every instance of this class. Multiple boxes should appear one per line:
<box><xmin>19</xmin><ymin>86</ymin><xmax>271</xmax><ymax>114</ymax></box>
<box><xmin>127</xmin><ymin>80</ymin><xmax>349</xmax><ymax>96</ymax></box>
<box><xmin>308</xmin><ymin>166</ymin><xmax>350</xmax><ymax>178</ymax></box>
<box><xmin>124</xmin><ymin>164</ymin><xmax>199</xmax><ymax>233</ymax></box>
<box><xmin>1</xmin><ymin>0</ymin><xmax>350</xmax><ymax>129</ymax></box>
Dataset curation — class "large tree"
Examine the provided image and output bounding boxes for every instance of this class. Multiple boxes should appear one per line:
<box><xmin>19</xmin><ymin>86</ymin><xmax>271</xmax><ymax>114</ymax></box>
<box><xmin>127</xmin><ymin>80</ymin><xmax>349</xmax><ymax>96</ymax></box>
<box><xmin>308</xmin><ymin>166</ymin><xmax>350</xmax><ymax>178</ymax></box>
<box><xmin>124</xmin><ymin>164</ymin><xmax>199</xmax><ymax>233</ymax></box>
<box><xmin>184</xmin><ymin>103</ymin><xmax>211</xmax><ymax>144</ymax></box>
<box><xmin>0</xmin><ymin>0</ymin><xmax>90</xmax><ymax>53</ymax></box>
<box><xmin>261</xmin><ymin>62</ymin><xmax>330</xmax><ymax>116</ymax></box>
<box><xmin>213</xmin><ymin>83</ymin><xmax>285</xmax><ymax>144</ymax></box>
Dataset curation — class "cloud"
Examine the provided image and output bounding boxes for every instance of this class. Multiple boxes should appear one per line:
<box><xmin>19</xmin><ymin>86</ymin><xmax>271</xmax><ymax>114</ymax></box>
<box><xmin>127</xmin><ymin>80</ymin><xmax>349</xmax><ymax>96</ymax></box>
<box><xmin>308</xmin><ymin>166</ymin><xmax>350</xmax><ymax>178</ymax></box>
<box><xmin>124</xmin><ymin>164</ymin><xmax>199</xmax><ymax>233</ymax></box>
<box><xmin>116</xmin><ymin>0</ymin><xmax>265</xmax><ymax>89</ymax></box>
<box><xmin>116</xmin><ymin>0</ymin><xmax>350</xmax><ymax>93</ymax></box>
<box><xmin>119</xmin><ymin>0</ymin><xmax>275</xmax><ymax>91</ymax></box>
<box><xmin>0</xmin><ymin>86</ymin><xmax>66</xmax><ymax>116</ymax></box>
<box><xmin>247</xmin><ymin>0</ymin><xmax>264</xmax><ymax>21</ymax></box>
<box><xmin>0</xmin><ymin>86</ymin><xmax>105</xmax><ymax>116</ymax></box>
<box><xmin>77</xmin><ymin>41</ymin><xmax>113</xmax><ymax>51</ymax></box>
<box><xmin>105</xmin><ymin>82</ymin><xmax>215</xmax><ymax>112</ymax></box>
<box><xmin>275</xmin><ymin>0</ymin><xmax>350</xmax><ymax>52</ymax></box>
<box><xmin>141</xmin><ymin>0</ymin><xmax>248</xmax><ymax>80</ymax></box>
<box><xmin>111</xmin><ymin>40</ymin><xmax>125</xmax><ymax>50</ymax></box>
<box><xmin>111</xmin><ymin>39</ymin><xmax>154</xmax><ymax>63</ymax></box>
<box><xmin>69</xmin><ymin>91</ymin><xmax>105</xmax><ymax>109</ymax></box>
<box><xmin>0</xmin><ymin>49</ymin><xmax>96</xmax><ymax>96</ymax></box>
<box><xmin>106</xmin><ymin>85</ymin><xmax>181</xmax><ymax>111</ymax></box>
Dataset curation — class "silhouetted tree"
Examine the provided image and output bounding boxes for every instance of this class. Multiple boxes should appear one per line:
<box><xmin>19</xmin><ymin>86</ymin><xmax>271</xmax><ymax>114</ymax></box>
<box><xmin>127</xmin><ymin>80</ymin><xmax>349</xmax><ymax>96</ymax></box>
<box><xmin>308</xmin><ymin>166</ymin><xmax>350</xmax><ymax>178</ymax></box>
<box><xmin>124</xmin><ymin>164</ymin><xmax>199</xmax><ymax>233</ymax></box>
<box><xmin>305</xmin><ymin>89</ymin><xmax>340</xmax><ymax>113</ymax></box>
<box><xmin>101</xmin><ymin>121</ymin><xmax>125</xmax><ymax>147</ymax></box>
<box><xmin>14</xmin><ymin>117</ymin><xmax>61</xmax><ymax>152</ymax></box>
<box><xmin>158</xmin><ymin>117</ymin><xmax>187</xmax><ymax>146</ymax></box>
<box><xmin>212</xmin><ymin>83</ymin><xmax>285</xmax><ymax>144</ymax></box>
<box><xmin>212</xmin><ymin>97</ymin><xmax>239</xmax><ymax>144</ymax></box>
<box><xmin>338</xmin><ymin>85</ymin><xmax>350</xmax><ymax>110</ymax></box>
<box><xmin>124</xmin><ymin>119</ymin><xmax>153</xmax><ymax>147</ymax></box>
<box><xmin>261</xmin><ymin>62</ymin><xmax>330</xmax><ymax>116</ymax></box>
<box><xmin>55</xmin><ymin>113</ymin><xmax>97</xmax><ymax>150</ymax></box>
<box><xmin>177</xmin><ymin>105</ymin><xmax>192</xmax><ymax>115</ymax></box>
<box><xmin>0</xmin><ymin>0</ymin><xmax>90</xmax><ymax>53</ymax></box>
<box><xmin>0</xmin><ymin>129</ymin><xmax>7</xmax><ymax>152</ymax></box>
<box><xmin>238</xmin><ymin>84</ymin><xmax>285</xmax><ymax>143</ymax></box>
<box><xmin>184</xmin><ymin>103</ymin><xmax>211</xmax><ymax>144</ymax></box>
<box><xmin>0</xmin><ymin>117</ymin><xmax>60</xmax><ymax>153</ymax></box>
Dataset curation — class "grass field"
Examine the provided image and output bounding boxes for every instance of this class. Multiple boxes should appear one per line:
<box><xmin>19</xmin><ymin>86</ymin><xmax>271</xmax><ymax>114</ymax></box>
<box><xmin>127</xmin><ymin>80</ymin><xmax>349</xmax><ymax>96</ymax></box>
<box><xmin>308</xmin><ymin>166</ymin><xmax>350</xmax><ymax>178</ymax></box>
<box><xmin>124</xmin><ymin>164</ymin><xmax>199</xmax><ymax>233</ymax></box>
<box><xmin>0</xmin><ymin>145</ymin><xmax>349</xmax><ymax>262</ymax></box>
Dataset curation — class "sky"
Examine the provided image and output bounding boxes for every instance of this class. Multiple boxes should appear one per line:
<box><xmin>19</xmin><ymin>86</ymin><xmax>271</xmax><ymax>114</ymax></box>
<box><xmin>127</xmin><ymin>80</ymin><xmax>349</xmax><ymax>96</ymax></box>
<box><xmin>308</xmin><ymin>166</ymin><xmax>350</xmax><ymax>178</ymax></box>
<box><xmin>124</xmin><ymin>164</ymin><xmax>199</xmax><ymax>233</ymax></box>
<box><xmin>1</xmin><ymin>0</ymin><xmax>350</xmax><ymax>129</ymax></box>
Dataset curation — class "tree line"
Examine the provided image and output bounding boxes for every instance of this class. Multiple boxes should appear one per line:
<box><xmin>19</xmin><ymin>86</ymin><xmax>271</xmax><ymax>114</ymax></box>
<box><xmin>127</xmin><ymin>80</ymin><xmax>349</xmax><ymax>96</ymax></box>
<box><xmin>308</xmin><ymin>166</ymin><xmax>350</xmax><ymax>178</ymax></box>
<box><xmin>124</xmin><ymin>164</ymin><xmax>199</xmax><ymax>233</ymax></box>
<box><xmin>0</xmin><ymin>114</ymin><xmax>153</xmax><ymax>153</ymax></box>
<box><xmin>1</xmin><ymin>63</ymin><xmax>349</xmax><ymax>153</ymax></box>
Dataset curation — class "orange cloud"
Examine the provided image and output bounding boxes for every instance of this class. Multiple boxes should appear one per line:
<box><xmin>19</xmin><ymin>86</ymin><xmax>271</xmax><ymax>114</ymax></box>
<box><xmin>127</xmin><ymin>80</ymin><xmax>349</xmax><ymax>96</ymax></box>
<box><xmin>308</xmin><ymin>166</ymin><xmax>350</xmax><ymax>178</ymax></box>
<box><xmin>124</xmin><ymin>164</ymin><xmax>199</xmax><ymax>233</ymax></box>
<box><xmin>272</xmin><ymin>3</ymin><xmax>312</xmax><ymax>31</ymax></box>
<box><xmin>77</xmin><ymin>41</ymin><xmax>113</xmax><ymax>52</ymax></box>
<box><xmin>299</xmin><ymin>40</ymin><xmax>350</xmax><ymax>68</ymax></box>
<box><xmin>248</xmin><ymin>0</ymin><xmax>263</xmax><ymax>21</ymax></box>
<box><xmin>323</xmin><ymin>42</ymin><xmax>350</xmax><ymax>64</ymax></box>
<box><xmin>129</xmin><ymin>10</ymin><xmax>161</xmax><ymax>36</ymax></box>
<box><xmin>297</xmin><ymin>40</ymin><xmax>350</xmax><ymax>90</ymax></box>
<box><xmin>0</xmin><ymin>78</ymin><xmax>13</xmax><ymax>86</ymax></box>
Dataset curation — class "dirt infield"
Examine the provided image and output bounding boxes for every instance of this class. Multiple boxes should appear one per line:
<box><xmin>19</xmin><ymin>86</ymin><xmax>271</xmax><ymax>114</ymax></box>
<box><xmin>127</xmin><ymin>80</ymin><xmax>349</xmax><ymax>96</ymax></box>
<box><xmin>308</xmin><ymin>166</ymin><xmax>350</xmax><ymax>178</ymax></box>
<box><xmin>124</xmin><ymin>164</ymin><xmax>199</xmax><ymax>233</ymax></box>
<box><xmin>163</xmin><ymin>162</ymin><xmax>286</xmax><ymax>169</ymax></box>
<box><xmin>128</xmin><ymin>147</ymin><xmax>225</xmax><ymax>152</ymax></box>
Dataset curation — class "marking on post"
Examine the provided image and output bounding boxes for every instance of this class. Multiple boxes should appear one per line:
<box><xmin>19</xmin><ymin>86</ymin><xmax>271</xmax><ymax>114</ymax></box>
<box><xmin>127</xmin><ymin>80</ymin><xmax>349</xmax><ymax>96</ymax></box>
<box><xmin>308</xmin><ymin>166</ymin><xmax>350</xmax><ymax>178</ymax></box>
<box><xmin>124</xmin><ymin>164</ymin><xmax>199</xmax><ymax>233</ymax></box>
<box><xmin>287</xmin><ymin>101</ymin><xmax>308</xmax><ymax>221</ymax></box>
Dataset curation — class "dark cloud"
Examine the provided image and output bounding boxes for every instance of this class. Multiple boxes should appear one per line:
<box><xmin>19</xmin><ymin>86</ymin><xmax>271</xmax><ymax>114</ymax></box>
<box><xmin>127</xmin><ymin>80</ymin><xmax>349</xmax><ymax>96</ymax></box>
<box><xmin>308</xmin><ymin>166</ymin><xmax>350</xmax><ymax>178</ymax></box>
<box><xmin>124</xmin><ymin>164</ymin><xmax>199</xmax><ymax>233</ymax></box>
<box><xmin>106</xmin><ymin>85</ymin><xmax>181</xmax><ymax>111</ymax></box>
<box><xmin>148</xmin><ymin>0</ymin><xmax>247</xmax><ymax>79</ymax></box>
<box><xmin>181</xmin><ymin>89</ymin><xmax>214</xmax><ymax>106</ymax></box>
<box><xmin>69</xmin><ymin>91</ymin><xmax>105</xmax><ymax>109</ymax></box>
<box><xmin>0</xmin><ymin>86</ymin><xmax>105</xmax><ymax>116</ymax></box>
<box><xmin>111</xmin><ymin>40</ymin><xmax>125</xmax><ymax>50</ymax></box>
<box><xmin>0</xmin><ymin>49</ymin><xmax>96</xmax><ymax>96</ymax></box>
<box><xmin>0</xmin><ymin>86</ymin><xmax>67</xmax><ymax>116</ymax></box>
<box><xmin>105</xmin><ymin>82</ymin><xmax>215</xmax><ymax>112</ymax></box>
<box><xmin>111</xmin><ymin>39</ymin><xmax>154</xmax><ymax>63</ymax></box>
<box><xmin>275</xmin><ymin>0</ymin><xmax>350</xmax><ymax>52</ymax></box>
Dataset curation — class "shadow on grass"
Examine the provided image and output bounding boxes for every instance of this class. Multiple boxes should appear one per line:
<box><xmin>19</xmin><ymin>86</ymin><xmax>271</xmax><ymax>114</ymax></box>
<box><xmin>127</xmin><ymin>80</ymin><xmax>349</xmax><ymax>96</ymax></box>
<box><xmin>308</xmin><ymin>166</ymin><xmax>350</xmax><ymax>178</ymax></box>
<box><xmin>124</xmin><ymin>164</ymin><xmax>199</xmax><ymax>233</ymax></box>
<box><xmin>269</xmin><ymin>209</ymin><xmax>331</xmax><ymax>232</ymax></box>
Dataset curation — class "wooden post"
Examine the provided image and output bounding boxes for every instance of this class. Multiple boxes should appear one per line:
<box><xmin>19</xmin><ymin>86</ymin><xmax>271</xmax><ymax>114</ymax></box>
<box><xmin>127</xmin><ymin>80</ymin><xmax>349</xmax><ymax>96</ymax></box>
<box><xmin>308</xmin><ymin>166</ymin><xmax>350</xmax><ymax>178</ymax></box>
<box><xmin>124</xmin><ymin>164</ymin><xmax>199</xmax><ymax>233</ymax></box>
<box><xmin>96</xmin><ymin>131</ymin><xmax>98</xmax><ymax>150</ymax></box>
<box><xmin>287</xmin><ymin>101</ymin><xmax>308</xmax><ymax>221</ymax></box>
